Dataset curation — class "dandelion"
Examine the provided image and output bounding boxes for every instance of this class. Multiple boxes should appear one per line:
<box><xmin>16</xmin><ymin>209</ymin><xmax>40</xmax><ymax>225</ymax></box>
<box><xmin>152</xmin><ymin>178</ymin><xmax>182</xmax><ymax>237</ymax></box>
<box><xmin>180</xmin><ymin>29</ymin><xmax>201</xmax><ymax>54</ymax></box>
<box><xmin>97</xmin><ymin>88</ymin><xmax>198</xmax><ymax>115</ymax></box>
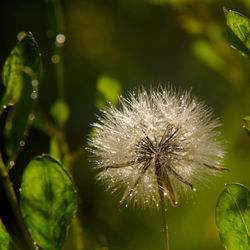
<box><xmin>88</xmin><ymin>86</ymin><xmax>226</xmax><ymax>208</ymax></box>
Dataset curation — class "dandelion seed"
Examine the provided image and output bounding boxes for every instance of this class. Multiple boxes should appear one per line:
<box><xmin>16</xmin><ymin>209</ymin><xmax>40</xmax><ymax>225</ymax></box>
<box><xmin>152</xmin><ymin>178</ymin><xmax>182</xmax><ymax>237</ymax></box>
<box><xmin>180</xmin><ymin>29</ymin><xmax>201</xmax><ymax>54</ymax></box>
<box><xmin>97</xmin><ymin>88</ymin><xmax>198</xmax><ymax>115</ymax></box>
<box><xmin>88</xmin><ymin>86</ymin><xmax>226</xmax><ymax>208</ymax></box>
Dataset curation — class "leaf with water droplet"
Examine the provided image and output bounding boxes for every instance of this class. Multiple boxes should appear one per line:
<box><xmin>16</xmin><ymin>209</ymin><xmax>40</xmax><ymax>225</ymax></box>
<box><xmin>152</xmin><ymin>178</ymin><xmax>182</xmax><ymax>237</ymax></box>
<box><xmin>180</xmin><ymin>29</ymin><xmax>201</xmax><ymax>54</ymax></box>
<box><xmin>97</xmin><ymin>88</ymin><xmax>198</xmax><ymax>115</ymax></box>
<box><xmin>215</xmin><ymin>183</ymin><xmax>250</xmax><ymax>250</ymax></box>
<box><xmin>243</xmin><ymin>116</ymin><xmax>250</xmax><ymax>135</ymax></box>
<box><xmin>20</xmin><ymin>154</ymin><xmax>77</xmax><ymax>250</ymax></box>
<box><xmin>50</xmin><ymin>99</ymin><xmax>69</xmax><ymax>128</ymax></box>
<box><xmin>96</xmin><ymin>75</ymin><xmax>122</xmax><ymax>109</ymax></box>
<box><xmin>1</xmin><ymin>32</ymin><xmax>41</xmax><ymax>160</ymax></box>
<box><xmin>223</xmin><ymin>8</ymin><xmax>250</xmax><ymax>58</ymax></box>
<box><xmin>0</xmin><ymin>218</ymin><xmax>17</xmax><ymax>250</ymax></box>
<box><xmin>1</xmin><ymin>32</ymin><xmax>41</xmax><ymax>109</ymax></box>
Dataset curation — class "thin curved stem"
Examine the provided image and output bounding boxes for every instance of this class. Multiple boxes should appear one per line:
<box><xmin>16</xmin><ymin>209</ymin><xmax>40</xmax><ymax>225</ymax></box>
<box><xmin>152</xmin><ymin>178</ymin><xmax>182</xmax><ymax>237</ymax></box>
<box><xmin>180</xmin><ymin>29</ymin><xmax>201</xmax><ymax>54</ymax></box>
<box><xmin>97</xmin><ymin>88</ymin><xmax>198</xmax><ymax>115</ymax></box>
<box><xmin>158</xmin><ymin>186</ymin><xmax>169</xmax><ymax>250</ymax></box>
<box><xmin>47</xmin><ymin>0</ymin><xmax>65</xmax><ymax>100</ymax></box>
<box><xmin>0</xmin><ymin>153</ymin><xmax>37</xmax><ymax>250</ymax></box>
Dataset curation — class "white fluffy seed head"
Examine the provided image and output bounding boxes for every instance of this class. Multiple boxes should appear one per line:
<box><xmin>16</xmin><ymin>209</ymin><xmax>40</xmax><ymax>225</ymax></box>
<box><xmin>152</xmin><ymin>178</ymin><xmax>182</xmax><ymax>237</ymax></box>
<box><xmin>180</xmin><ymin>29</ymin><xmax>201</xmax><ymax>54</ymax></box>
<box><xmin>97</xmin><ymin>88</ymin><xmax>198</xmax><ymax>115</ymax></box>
<box><xmin>88</xmin><ymin>86</ymin><xmax>226</xmax><ymax>209</ymax></box>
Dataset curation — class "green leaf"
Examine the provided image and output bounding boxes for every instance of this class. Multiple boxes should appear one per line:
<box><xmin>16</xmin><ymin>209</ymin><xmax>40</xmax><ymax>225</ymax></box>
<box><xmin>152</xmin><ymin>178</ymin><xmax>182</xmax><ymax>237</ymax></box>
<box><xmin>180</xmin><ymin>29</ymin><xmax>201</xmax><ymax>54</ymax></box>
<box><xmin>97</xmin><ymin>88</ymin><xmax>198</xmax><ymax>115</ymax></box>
<box><xmin>96</xmin><ymin>75</ymin><xmax>122</xmax><ymax>109</ymax></box>
<box><xmin>223</xmin><ymin>8</ymin><xmax>250</xmax><ymax>58</ymax></box>
<box><xmin>215</xmin><ymin>183</ymin><xmax>250</xmax><ymax>250</ymax></box>
<box><xmin>20</xmin><ymin>154</ymin><xmax>77</xmax><ymax>250</ymax></box>
<box><xmin>1</xmin><ymin>32</ymin><xmax>41</xmax><ymax>160</ymax></box>
<box><xmin>50</xmin><ymin>99</ymin><xmax>70</xmax><ymax>128</ymax></box>
<box><xmin>0</xmin><ymin>218</ymin><xmax>17</xmax><ymax>250</ymax></box>
<box><xmin>243</xmin><ymin>116</ymin><xmax>250</xmax><ymax>135</ymax></box>
<box><xmin>1</xmin><ymin>31</ymin><xmax>41</xmax><ymax>109</ymax></box>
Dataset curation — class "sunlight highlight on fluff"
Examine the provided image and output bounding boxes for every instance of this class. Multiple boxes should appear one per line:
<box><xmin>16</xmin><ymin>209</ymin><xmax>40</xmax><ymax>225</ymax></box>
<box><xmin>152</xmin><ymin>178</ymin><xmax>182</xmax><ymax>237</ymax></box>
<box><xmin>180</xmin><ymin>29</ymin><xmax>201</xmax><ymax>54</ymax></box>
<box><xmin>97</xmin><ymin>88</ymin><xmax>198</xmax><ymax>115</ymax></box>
<box><xmin>88</xmin><ymin>86</ymin><xmax>226</xmax><ymax>208</ymax></box>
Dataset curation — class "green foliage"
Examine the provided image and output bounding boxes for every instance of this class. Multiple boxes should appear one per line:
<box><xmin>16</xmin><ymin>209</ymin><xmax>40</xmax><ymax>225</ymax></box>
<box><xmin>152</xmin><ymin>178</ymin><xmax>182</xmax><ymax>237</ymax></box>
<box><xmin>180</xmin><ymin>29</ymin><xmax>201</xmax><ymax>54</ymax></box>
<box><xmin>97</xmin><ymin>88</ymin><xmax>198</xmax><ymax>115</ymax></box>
<box><xmin>192</xmin><ymin>39</ymin><xmax>225</xmax><ymax>72</ymax></box>
<box><xmin>20</xmin><ymin>155</ymin><xmax>77</xmax><ymax>250</ymax></box>
<box><xmin>215</xmin><ymin>184</ymin><xmax>250</xmax><ymax>250</ymax></box>
<box><xmin>224</xmin><ymin>8</ymin><xmax>250</xmax><ymax>58</ymax></box>
<box><xmin>95</xmin><ymin>75</ymin><xmax>122</xmax><ymax>109</ymax></box>
<box><xmin>243</xmin><ymin>116</ymin><xmax>250</xmax><ymax>135</ymax></box>
<box><xmin>0</xmin><ymin>219</ymin><xmax>17</xmax><ymax>250</ymax></box>
<box><xmin>50</xmin><ymin>99</ymin><xmax>70</xmax><ymax>128</ymax></box>
<box><xmin>0</xmin><ymin>32</ymin><xmax>41</xmax><ymax>160</ymax></box>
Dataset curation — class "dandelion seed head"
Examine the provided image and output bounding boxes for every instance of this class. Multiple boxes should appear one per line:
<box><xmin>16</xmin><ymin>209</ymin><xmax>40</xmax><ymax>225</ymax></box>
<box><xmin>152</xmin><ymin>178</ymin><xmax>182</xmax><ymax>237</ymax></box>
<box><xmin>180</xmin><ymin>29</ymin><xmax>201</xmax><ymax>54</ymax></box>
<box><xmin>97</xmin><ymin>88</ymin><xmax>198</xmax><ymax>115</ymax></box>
<box><xmin>88</xmin><ymin>86</ymin><xmax>226</xmax><ymax>208</ymax></box>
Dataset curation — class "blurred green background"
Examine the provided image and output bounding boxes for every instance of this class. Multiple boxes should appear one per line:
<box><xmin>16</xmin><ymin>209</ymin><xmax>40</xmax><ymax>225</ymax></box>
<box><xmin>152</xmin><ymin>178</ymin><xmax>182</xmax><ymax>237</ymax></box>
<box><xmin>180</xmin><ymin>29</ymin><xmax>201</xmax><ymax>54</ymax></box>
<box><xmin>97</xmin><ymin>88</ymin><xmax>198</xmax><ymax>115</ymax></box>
<box><xmin>1</xmin><ymin>0</ymin><xmax>250</xmax><ymax>249</ymax></box>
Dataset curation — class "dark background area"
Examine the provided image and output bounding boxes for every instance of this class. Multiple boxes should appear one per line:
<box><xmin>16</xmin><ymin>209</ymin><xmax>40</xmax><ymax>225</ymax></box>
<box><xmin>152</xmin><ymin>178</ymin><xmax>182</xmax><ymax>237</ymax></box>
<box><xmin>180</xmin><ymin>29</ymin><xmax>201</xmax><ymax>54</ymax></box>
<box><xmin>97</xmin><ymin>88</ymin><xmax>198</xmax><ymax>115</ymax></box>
<box><xmin>0</xmin><ymin>0</ymin><xmax>250</xmax><ymax>249</ymax></box>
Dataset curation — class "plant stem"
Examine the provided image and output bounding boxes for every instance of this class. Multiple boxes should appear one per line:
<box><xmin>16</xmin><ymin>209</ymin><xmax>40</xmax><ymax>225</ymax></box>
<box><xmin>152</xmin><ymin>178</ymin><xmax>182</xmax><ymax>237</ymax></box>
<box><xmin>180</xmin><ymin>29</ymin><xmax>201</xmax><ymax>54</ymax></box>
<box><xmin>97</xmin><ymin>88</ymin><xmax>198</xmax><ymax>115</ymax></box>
<box><xmin>47</xmin><ymin>0</ymin><xmax>65</xmax><ymax>100</ymax></box>
<box><xmin>0</xmin><ymin>153</ymin><xmax>36</xmax><ymax>250</ymax></box>
<box><xmin>45</xmin><ymin>2</ymin><xmax>84</xmax><ymax>249</ymax></box>
<box><xmin>158</xmin><ymin>187</ymin><xmax>169</xmax><ymax>250</ymax></box>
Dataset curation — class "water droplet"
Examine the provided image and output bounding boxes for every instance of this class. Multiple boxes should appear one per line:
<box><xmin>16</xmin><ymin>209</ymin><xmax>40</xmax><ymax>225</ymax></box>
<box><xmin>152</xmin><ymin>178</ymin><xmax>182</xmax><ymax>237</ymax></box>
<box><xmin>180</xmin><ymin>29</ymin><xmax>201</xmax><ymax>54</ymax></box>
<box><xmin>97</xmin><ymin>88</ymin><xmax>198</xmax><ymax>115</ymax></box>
<box><xmin>32</xmin><ymin>79</ymin><xmax>39</xmax><ymax>87</ymax></box>
<box><xmin>125</xmin><ymin>204</ymin><xmax>128</xmax><ymax>208</ymax></box>
<box><xmin>9</xmin><ymin>161</ymin><xmax>15</xmax><ymax>168</ymax></box>
<box><xmin>3</xmin><ymin>105</ymin><xmax>7</xmax><ymax>109</ymax></box>
<box><xmin>19</xmin><ymin>188</ymin><xmax>22</xmax><ymax>192</ymax></box>
<box><xmin>24</xmin><ymin>66</ymin><xmax>32</xmax><ymax>74</ymax></box>
<box><xmin>148</xmin><ymin>184</ymin><xmax>152</xmax><ymax>188</ymax></box>
<box><xmin>28</xmin><ymin>113</ymin><xmax>35</xmax><ymax>121</ymax></box>
<box><xmin>31</xmin><ymin>91</ymin><xmax>38</xmax><ymax>100</ymax></box>
<box><xmin>156</xmin><ymin>203</ymin><xmax>159</xmax><ymax>208</ymax></box>
<box><xmin>129</xmin><ymin>193</ymin><xmax>132</xmax><ymax>197</ymax></box>
<box><xmin>56</xmin><ymin>33</ymin><xmax>66</xmax><ymax>46</ymax></box>
<box><xmin>193</xmin><ymin>187</ymin><xmax>197</xmax><ymax>192</ymax></box>
<box><xmin>33</xmin><ymin>241</ymin><xmax>39</xmax><ymax>249</ymax></box>
<box><xmin>164</xmin><ymin>192</ymin><xmax>168</xmax><ymax>196</ymax></box>
<box><xmin>51</xmin><ymin>54</ymin><xmax>60</xmax><ymax>64</ymax></box>
<box><xmin>17</xmin><ymin>32</ymin><xmax>26</xmax><ymax>41</ymax></box>
<box><xmin>175</xmin><ymin>201</ymin><xmax>178</xmax><ymax>205</ymax></box>
<box><xmin>20</xmin><ymin>140</ymin><xmax>25</xmax><ymax>147</ymax></box>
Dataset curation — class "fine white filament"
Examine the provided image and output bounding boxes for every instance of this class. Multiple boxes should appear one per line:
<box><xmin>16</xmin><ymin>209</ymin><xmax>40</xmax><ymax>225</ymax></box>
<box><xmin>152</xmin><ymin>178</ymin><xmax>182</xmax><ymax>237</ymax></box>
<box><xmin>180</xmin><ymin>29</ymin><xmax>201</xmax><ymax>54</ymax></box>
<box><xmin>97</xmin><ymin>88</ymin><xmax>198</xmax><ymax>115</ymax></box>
<box><xmin>88</xmin><ymin>86</ymin><xmax>226</xmax><ymax>208</ymax></box>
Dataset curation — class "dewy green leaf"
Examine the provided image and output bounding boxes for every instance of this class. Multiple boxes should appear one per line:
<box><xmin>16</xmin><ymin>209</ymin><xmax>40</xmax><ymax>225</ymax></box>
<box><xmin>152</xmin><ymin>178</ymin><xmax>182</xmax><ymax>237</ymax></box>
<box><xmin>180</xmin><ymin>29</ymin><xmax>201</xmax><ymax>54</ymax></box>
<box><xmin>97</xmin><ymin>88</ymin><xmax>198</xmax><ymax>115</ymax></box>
<box><xmin>96</xmin><ymin>75</ymin><xmax>122</xmax><ymax>109</ymax></box>
<box><xmin>243</xmin><ymin>116</ymin><xmax>250</xmax><ymax>135</ymax></box>
<box><xmin>0</xmin><ymin>218</ymin><xmax>17</xmax><ymax>250</ymax></box>
<box><xmin>215</xmin><ymin>184</ymin><xmax>250</xmax><ymax>250</ymax></box>
<box><xmin>223</xmin><ymin>8</ymin><xmax>250</xmax><ymax>58</ymax></box>
<box><xmin>50</xmin><ymin>99</ymin><xmax>70</xmax><ymax>128</ymax></box>
<box><xmin>20</xmin><ymin>155</ymin><xmax>77</xmax><ymax>250</ymax></box>
<box><xmin>1</xmin><ymin>31</ymin><xmax>41</xmax><ymax>108</ymax></box>
<box><xmin>1</xmin><ymin>32</ymin><xmax>41</xmax><ymax>160</ymax></box>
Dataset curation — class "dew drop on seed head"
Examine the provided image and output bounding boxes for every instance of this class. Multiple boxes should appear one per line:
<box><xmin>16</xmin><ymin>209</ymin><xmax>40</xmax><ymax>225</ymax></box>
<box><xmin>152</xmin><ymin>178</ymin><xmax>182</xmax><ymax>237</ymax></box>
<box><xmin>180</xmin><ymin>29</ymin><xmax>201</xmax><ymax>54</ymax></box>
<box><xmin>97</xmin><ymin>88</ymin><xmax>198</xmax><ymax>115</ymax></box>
<box><xmin>3</xmin><ymin>105</ymin><xmax>7</xmax><ymax>109</ymax></box>
<box><xmin>19</xmin><ymin>188</ymin><xmax>22</xmax><ymax>192</ymax></box>
<box><xmin>148</xmin><ymin>184</ymin><xmax>152</xmax><ymax>188</ymax></box>
<box><xmin>193</xmin><ymin>187</ymin><xmax>197</xmax><ymax>192</ymax></box>
<box><xmin>19</xmin><ymin>140</ymin><xmax>25</xmax><ymax>147</ymax></box>
<box><xmin>164</xmin><ymin>192</ymin><xmax>168</xmax><ymax>196</ymax></box>
<box><xmin>175</xmin><ymin>201</ymin><xmax>178</xmax><ymax>205</ymax></box>
<box><xmin>125</xmin><ymin>204</ymin><xmax>128</xmax><ymax>208</ymax></box>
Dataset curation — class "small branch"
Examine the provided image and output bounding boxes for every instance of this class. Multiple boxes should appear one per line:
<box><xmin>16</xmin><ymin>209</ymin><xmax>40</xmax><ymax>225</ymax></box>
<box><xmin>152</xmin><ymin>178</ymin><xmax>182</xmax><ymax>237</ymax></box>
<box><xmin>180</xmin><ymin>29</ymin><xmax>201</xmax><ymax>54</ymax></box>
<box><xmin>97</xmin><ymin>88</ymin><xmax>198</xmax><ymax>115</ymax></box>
<box><xmin>0</xmin><ymin>153</ymin><xmax>37</xmax><ymax>250</ymax></box>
